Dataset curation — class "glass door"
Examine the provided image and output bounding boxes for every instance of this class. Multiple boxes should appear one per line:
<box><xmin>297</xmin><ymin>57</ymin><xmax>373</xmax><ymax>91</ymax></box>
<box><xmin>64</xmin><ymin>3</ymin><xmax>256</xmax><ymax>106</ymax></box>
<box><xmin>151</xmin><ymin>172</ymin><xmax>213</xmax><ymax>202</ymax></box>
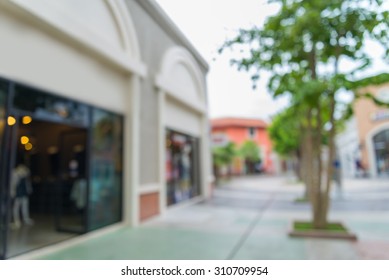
<box><xmin>0</xmin><ymin>81</ymin><xmax>8</xmax><ymax>259</ymax></box>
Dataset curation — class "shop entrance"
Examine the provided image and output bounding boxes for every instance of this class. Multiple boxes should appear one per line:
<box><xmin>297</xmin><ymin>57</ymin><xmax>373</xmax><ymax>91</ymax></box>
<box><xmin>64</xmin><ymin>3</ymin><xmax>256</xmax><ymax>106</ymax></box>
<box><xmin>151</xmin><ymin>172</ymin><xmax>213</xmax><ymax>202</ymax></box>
<box><xmin>165</xmin><ymin>129</ymin><xmax>200</xmax><ymax>206</ymax></box>
<box><xmin>5</xmin><ymin>117</ymin><xmax>87</xmax><ymax>258</ymax></box>
<box><xmin>0</xmin><ymin>79</ymin><xmax>124</xmax><ymax>259</ymax></box>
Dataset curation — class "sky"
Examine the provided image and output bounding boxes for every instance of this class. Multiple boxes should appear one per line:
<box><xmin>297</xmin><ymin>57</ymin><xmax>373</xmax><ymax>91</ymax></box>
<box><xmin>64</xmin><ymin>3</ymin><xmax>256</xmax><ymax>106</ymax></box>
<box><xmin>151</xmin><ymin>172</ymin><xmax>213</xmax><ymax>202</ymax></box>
<box><xmin>154</xmin><ymin>0</ymin><xmax>387</xmax><ymax>121</ymax></box>
<box><xmin>155</xmin><ymin>0</ymin><xmax>289</xmax><ymax>121</ymax></box>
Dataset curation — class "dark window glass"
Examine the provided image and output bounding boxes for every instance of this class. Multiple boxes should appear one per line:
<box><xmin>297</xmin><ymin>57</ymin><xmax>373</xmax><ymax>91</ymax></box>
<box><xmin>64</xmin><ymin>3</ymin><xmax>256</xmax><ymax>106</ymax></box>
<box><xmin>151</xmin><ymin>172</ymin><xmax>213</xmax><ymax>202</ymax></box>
<box><xmin>166</xmin><ymin>130</ymin><xmax>200</xmax><ymax>206</ymax></box>
<box><xmin>89</xmin><ymin>109</ymin><xmax>122</xmax><ymax>230</ymax></box>
<box><xmin>0</xmin><ymin>80</ymin><xmax>7</xmax><ymax>259</ymax></box>
<box><xmin>7</xmin><ymin>120</ymin><xmax>83</xmax><ymax>258</ymax></box>
<box><xmin>248</xmin><ymin>127</ymin><xmax>256</xmax><ymax>138</ymax></box>
<box><xmin>13</xmin><ymin>84</ymin><xmax>89</xmax><ymax>126</ymax></box>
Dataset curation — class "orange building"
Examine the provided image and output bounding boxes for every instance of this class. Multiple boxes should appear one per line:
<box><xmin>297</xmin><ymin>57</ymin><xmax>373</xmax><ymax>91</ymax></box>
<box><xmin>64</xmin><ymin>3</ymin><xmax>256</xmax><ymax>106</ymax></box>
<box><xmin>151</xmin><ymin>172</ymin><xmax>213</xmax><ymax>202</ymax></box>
<box><xmin>211</xmin><ymin>117</ymin><xmax>274</xmax><ymax>174</ymax></box>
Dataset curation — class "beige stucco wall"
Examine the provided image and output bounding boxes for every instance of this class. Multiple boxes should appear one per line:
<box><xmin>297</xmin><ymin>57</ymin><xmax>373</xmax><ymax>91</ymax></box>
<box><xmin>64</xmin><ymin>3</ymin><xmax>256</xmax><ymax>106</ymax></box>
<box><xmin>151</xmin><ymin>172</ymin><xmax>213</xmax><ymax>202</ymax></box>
<box><xmin>0</xmin><ymin>0</ymin><xmax>210</xmax><ymax>228</ymax></box>
<box><xmin>127</xmin><ymin>0</ymin><xmax>211</xmax><ymax>203</ymax></box>
<box><xmin>0</xmin><ymin>4</ymin><xmax>130</xmax><ymax>115</ymax></box>
<box><xmin>0</xmin><ymin>0</ymin><xmax>146</xmax><ymax>228</ymax></box>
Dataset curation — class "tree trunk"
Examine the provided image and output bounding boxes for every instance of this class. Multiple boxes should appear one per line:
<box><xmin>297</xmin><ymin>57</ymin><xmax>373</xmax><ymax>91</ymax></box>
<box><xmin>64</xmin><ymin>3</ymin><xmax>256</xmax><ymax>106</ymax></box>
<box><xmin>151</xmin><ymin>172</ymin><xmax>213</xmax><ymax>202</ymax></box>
<box><xmin>305</xmin><ymin>109</ymin><xmax>316</xmax><ymax>207</ymax></box>
<box><xmin>298</xmin><ymin>130</ymin><xmax>309</xmax><ymax>198</ymax></box>
<box><xmin>323</xmin><ymin>93</ymin><xmax>337</xmax><ymax>221</ymax></box>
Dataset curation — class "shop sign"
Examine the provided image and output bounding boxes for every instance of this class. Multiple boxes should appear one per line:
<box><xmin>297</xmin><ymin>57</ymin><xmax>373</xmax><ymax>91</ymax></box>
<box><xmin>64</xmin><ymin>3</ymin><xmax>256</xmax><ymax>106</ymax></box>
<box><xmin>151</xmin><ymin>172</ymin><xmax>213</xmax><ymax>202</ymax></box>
<box><xmin>211</xmin><ymin>133</ymin><xmax>229</xmax><ymax>147</ymax></box>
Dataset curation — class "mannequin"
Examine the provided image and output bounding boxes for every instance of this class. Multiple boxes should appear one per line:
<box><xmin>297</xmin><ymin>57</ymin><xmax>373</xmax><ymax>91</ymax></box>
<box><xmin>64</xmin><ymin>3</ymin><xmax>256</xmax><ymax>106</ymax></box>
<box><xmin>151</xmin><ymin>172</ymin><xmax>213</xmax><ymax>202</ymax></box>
<box><xmin>180</xmin><ymin>144</ymin><xmax>191</xmax><ymax>199</ymax></box>
<box><xmin>10</xmin><ymin>164</ymin><xmax>34</xmax><ymax>229</ymax></box>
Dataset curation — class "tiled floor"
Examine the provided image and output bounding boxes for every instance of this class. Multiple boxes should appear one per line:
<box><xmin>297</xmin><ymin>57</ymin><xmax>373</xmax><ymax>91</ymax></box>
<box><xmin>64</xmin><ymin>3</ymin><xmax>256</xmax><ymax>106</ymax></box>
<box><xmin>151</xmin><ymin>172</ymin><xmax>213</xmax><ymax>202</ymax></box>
<box><xmin>19</xmin><ymin>175</ymin><xmax>389</xmax><ymax>260</ymax></box>
<box><xmin>7</xmin><ymin>215</ymin><xmax>75</xmax><ymax>258</ymax></box>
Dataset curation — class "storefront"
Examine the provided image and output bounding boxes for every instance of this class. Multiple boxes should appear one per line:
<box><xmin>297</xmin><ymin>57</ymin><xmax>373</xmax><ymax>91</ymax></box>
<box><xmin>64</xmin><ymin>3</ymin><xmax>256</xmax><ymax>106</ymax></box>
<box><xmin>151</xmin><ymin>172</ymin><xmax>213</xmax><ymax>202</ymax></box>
<box><xmin>0</xmin><ymin>78</ymin><xmax>124</xmax><ymax>258</ymax></box>
<box><xmin>165</xmin><ymin>129</ymin><xmax>200</xmax><ymax>206</ymax></box>
<box><xmin>151</xmin><ymin>45</ymin><xmax>211</xmax><ymax>217</ymax></box>
<box><xmin>0</xmin><ymin>0</ymin><xmax>211</xmax><ymax>259</ymax></box>
<box><xmin>0</xmin><ymin>0</ymin><xmax>147</xmax><ymax>259</ymax></box>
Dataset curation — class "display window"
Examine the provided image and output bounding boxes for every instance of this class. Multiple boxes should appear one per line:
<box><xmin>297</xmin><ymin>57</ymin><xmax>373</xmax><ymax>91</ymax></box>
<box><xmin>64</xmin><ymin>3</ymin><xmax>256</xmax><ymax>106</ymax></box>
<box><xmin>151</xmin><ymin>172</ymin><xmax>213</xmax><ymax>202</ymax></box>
<box><xmin>89</xmin><ymin>109</ymin><xmax>123</xmax><ymax>230</ymax></box>
<box><xmin>0</xmin><ymin>77</ymin><xmax>124</xmax><ymax>259</ymax></box>
<box><xmin>0</xmin><ymin>79</ymin><xmax>8</xmax><ymax>259</ymax></box>
<box><xmin>166</xmin><ymin>129</ymin><xmax>200</xmax><ymax>206</ymax></box>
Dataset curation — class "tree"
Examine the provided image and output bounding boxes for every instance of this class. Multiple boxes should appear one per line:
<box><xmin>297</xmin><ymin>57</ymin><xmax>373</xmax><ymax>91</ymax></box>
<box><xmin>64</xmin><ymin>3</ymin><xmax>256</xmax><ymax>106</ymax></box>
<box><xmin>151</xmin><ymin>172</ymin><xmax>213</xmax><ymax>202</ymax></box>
<box><xmin>239</xmin><ymin>140</ymin><xmax>261</xmax><ymax>174</ymax></box>
<box><xmin>212</xmin><ymin>142</ymin><xmax>236</xmax><ymax>181</ymax></box>
<box><xmin>268</xmin><ymin>105</ymin><xmax>302</xmax><ymax>179</ymax></box>
<box><xmin>268</xmin><ymin>106</ymin><xmax>301</xmax><ymax>157</ymax></box>
<box><xmin>220</xmin><ymin>0</ymin><xmax>389</xmax><ymax>229</ymax></box>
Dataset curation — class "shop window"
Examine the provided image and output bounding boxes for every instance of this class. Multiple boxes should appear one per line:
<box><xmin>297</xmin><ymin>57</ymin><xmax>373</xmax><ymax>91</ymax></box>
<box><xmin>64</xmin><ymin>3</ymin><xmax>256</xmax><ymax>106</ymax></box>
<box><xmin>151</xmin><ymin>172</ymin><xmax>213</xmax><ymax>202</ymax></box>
<box><xmin>248</xmin><ymin>127</ymin><xmax>256</xmax><ymax>139</ymax></box>
<box><xmin>0</xmin><ymin>80</ymin><xmax>7</xmax><ymax>259</ymax></box>
<box><xmin>89</xmin><ymin>109</ymin><xmax>123</xmax><ymax>230</ymax></box>
<box><xmin>166</xmin><ymin>130</ymin><xmax>200</xmax><ymax>206</ymax></box>
<box><xmin>0</xmin><ymin>77</ymin><xmax>124</xmax><ymax>258</ymax></box>
<box><xmin>0</xmin><ymin>80</ymin><xmax>6</xmax><ymax>150</ymax></box>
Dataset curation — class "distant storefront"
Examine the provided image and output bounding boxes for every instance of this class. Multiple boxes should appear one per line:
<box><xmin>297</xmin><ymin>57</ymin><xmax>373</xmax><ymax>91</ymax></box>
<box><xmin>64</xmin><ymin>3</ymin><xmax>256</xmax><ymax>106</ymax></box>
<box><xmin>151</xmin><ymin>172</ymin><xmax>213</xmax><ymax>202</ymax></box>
<box><xmin>211</xmin><ymin>117</ymin><xmax>275</xmax><ymax>175</ymax></box>
<box><xmin>166</xmin><ymin>130</ymin><xmax>200</xmax><ymax>206</ymax></box>
<box><xmin>0</xmin><ymin>0</ymin><xmax>211</xmax><ymax>259</ymax></box>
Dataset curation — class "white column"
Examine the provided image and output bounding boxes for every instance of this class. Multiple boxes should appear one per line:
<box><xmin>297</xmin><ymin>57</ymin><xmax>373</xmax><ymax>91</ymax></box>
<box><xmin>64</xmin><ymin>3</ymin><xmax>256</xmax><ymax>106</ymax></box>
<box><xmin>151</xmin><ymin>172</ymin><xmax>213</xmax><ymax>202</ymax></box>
<box><xmin>200</xmin><ymin>114</ymin><xmax>212</xmax><ymax>199</ymax></box>
<box><xmin>123</xmin><ymin>74</ymin><xmax>140</xmax><ymax>227</ymax></box>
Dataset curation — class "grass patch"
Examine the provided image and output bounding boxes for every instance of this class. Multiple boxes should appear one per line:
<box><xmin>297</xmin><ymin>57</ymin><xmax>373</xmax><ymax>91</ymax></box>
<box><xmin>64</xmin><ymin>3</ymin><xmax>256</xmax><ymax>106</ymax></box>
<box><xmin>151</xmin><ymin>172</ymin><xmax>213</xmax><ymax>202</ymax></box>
<box><xmin>289</xmin><ymin>221</ymin><xmax>357</xmax><ymax>240</ymax></box>
<box><xmin>294</xmin><ymin>221</ymin><xmax>348</xmax><ymax>233</ymax></box>
<box><xmin>294</xmin><ymin>197</ymin><xmax>309</xmax><ymax>203</ymax></box>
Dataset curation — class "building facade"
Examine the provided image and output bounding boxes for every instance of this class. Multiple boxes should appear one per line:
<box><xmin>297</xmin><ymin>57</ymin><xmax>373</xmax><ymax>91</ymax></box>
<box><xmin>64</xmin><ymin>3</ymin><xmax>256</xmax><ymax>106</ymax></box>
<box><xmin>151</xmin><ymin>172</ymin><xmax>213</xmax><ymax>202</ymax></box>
<box><xmin>0</xmin><ymin>0</ymin><xmax>211</xmax><ymax>259</ymax></box>
<box><xmin>337</xmin><ymin>83</ymin><xmax>389</xmax><ymax>178</ymax></box>
<box><xmin>211</xmin><ymin>117</ymin><xmax>274</xmax><ymax>175</ymax></box>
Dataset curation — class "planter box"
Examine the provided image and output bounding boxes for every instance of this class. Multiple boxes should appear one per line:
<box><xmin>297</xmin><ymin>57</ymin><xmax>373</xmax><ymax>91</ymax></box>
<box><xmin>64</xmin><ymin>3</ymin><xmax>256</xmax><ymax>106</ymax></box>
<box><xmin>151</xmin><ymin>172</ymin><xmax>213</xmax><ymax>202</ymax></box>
<box><xmin>288</xmin><ymin>221</ymin><xmax>357</xmax><ymax>241</ymax></box>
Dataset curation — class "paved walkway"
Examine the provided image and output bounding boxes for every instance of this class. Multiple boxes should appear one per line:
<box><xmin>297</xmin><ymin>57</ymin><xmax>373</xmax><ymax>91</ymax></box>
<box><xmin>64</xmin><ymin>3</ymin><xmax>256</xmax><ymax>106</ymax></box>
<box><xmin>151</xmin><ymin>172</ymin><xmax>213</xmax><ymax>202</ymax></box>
<box><xmin>29</xmin><ymin>176</ymin><xmax>389</xmax><ymax>259</ymax></box>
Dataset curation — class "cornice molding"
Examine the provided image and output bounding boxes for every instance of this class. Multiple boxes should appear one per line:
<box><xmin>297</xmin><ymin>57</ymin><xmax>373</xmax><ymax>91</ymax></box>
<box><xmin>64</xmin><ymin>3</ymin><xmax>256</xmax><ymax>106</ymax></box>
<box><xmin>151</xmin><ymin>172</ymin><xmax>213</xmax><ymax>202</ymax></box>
<box><xmin>133</xmin><ymin>0</ymin><xmax>209</xmax><ymax>72</ymax></box>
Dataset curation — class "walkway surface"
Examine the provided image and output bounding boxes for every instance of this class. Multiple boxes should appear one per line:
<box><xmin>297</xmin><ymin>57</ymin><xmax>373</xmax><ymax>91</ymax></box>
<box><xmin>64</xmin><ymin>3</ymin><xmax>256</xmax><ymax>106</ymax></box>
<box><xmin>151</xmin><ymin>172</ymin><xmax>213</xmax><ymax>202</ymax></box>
<box><xmin>32</xmin><ymin>176</ymin><xmax>389</xmax><ymax>259</ymax></box>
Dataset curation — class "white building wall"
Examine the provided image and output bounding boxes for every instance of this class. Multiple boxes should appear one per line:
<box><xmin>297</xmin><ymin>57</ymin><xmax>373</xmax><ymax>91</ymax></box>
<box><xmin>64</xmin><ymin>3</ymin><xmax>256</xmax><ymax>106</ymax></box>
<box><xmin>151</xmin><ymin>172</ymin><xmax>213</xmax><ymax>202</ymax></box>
<box><xmin>336</xmin><ymin>117</ymin><xmax>360</xmax><ymax>178</ymax></box>
<box><xmin>165</xmin><ymin>98</ymin><xmax>202</xmax><ymax>136</ymax></box>
<box><xmin>0</xmin><ymin>1</ymin><xmax>135</xmax><ymax>114</ymax></box>
<box><xmin>0</xmin><ymin>0</ymin><xmax>148</xmax><ymax>229</ymax></box>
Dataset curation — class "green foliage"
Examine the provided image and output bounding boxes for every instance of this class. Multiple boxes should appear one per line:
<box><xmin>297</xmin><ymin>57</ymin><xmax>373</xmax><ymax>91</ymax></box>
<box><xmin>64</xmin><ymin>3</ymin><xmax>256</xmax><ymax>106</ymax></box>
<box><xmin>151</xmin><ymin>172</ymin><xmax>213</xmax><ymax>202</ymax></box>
<box><xmin>212</xmin><ymin>142</ymin><xmax>236</xmax><ymax>167</ymax></box>
<box><xmin>219</xmin><ymin>0</ymin><xmax>389</xmax><ymax>227</ymax></box>
<box><xmin>268</xmin><ymin>106</ymin><xmax>301</xmax><ymax>156</ymax></box>
<box><xmin>219</xmin><ymin>0</ymin><xmax>389</xmax><ymax>103</ymax></box>
<box><xmin>239</xmin><ymin>140</ymin><xmax>261</xmax><ymax>162</ymax></box>
<box><xmin>348</xmin><ymin>73</ymin><xmax>389</xmax><ymax>108</ymax></box>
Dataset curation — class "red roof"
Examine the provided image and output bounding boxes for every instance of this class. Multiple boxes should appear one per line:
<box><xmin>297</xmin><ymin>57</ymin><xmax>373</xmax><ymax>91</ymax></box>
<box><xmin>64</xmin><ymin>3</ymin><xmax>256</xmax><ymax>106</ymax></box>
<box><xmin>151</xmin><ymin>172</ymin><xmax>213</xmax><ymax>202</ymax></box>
<box><xmin>211</xmin><ymin>117</ymin><xmax>268</xmax><ymax>129</ymax></box>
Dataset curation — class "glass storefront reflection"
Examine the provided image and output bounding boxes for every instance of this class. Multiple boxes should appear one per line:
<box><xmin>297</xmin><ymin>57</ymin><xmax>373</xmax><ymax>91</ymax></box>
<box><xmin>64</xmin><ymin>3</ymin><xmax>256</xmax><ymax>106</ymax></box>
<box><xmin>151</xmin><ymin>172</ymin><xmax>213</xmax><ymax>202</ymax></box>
<box><xmin>89</xmin><ymin>109</ymin><xmax>122</xmax><ymax>230</ymax></box>
<box><xmin>166</xmin><ymin>130</ymin><xmax>200</xmax><ymax>206</ymax></box>
<box><xmin>0</xmin><ymin>78</ymin><xmax>124</xmax><ymax>258</ymax></box>
<box><xmin>6</xmin><ymin>119</ymin><xmax>88</xmax><ymax>257</ymax></box>
<box><xmin>0</xmin><ymin>80</ymin><xmax>7</xmax><ymax>259</ymax></box>
<box><xmin>13</xmin><ymin>84</ymin><xmax>89</xmax><ymax>126</ymax></box>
